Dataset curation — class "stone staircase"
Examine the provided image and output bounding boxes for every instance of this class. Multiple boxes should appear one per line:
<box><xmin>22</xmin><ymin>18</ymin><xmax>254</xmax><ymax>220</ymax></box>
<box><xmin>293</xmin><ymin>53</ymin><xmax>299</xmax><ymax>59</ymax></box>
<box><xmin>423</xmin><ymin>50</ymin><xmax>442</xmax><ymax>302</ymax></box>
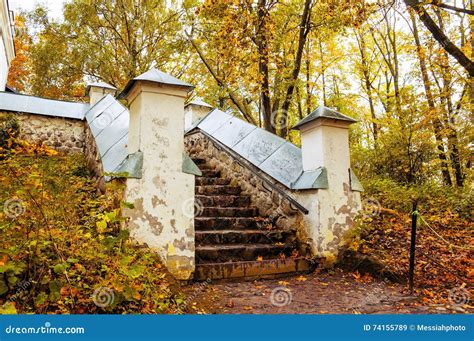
<box><xmin>193</xmin><ymin>158</ymin><xmax>312</xmax><ymax>280</ymax></box>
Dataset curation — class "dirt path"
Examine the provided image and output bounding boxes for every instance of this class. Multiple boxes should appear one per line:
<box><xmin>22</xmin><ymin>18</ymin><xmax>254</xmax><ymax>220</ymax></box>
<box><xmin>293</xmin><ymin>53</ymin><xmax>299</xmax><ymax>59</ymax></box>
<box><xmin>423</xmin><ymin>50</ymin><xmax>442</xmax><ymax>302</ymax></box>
<box><xmin>182</xmin><ymin>268</ymin><xmax>464</xmax><ymax>314</ymax></box>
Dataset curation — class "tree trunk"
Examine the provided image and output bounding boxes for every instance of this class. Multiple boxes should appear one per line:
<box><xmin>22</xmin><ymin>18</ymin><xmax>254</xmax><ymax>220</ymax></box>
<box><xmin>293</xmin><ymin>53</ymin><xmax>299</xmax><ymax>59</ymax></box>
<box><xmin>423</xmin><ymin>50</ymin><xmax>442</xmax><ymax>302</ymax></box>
<box><xmin>278</xmin><ymin>0</ymin><xmax>312</xmax><ymax>139</ymax></box>
<box><xmin>434</xmin><ymin>9</ymin><xmax>464</xmax><ymax>186</ymax></box>
<box><xmin>319</xmin><ymin>40</ymin><xmax>327</xmax><ymax>106</ymax></box>
<box><xmin>404</xmin><ymin>0</ymin><xmax>474</xmax><ymax>77</ymax></box>
<box><xmin>410</xmin><ymin>12</ymin><xmax>452</xmax><ymax>186</ymax></box>
<box><xmin>384</xmin><ymin>14</ymin><xmax>402</xmax><ymax>115</ymax></box>
<box><xmin>305</xmin><ymin>35</ymin><xmax>312</xmax><ymax>116</ymax></box>
<box><xmin>355</xmin><ymin>30</ymin><xmax>378</xmax><ymax>145</ymax></box>
<box><xmin>256</xmin><ymin>0</ymin><xmax>275</xmax><ymax>133</ymax></box>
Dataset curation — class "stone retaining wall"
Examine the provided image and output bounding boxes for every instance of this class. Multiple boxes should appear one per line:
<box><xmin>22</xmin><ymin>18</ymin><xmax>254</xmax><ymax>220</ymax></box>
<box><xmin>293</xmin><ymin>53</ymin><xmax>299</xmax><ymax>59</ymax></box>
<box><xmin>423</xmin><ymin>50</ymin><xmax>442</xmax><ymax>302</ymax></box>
<box><xmin>83</xmin><ymin>123</ymin><xmax>106</xmax><ymax>192</ymax></box>
<box><xmin>2</xmin><ymin>112</ymin><xmax>86</xmax><ymax>154</ymax></box>
<box><xmin>2</xmin><ymin>111</ymin><xmax>106</xmax><ymax>191</ymax></box>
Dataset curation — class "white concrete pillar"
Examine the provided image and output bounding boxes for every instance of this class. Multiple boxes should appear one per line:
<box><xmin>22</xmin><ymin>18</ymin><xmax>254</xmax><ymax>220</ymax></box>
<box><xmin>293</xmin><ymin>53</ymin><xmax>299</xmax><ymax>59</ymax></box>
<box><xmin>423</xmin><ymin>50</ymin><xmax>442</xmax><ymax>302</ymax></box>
<box><xmin>86</xmin><ymin>82</ymin><xmax>117</xmax><ymax>106</ymax></box>
<box><xmin>293</xmin><ymin>106</ymin><xmax>361</xmax><ymax>261</ymax></box>
<box><xmin>120</xmin><ymin>68</ymin><xmax>196</xmax><ymax>280</ymax></box>
<box><xmin>184</xmin><ymin>99</ymin><xmax>213</xmax><ymax>130</ymax></box>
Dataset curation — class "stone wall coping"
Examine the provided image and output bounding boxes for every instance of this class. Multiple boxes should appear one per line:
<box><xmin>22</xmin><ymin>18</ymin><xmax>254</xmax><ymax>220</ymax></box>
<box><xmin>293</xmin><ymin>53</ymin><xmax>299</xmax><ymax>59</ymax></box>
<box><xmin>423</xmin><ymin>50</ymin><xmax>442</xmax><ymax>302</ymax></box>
<box><xmin>0</xmin><ymin>92</ymin><xmax>89</xmax><ymax>120</ymax></box>
<box><xmin>186</xmin><ymin>108</ymin><xmax>338</xmax><ymax>192</ymax></box>
<box><xmin>188</xmin><ymin>129</ymin><xmax>310</xmax><ymax>215</ymax></box>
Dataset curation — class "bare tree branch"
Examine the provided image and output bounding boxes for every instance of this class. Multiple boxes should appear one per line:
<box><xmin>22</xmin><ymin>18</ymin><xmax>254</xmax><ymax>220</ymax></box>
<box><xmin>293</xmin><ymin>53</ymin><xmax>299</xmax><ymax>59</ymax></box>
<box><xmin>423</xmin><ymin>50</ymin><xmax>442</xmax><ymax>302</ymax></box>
<box><xmin>404</xmin><ymin>0</ymin><xmax>474</xmax><ymax>77</ymax></box>
<box><xmin>187</xmin><ymin>35</ymin><xmax>257</xmax><ymax>125</ymax></box>
<box><xmin>430</xmin><ymin>0</ymin><xmax>474</xmax><ymax>15</ymax></box>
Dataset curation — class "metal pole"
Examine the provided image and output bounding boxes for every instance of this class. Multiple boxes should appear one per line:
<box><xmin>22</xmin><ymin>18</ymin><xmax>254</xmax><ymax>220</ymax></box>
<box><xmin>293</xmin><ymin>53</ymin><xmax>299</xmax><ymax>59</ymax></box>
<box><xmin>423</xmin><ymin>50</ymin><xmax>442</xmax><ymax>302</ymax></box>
<box><xmin>408</xmin><ymin>202</ymin><xmax>418</xmax><ymax>294</ymax></box>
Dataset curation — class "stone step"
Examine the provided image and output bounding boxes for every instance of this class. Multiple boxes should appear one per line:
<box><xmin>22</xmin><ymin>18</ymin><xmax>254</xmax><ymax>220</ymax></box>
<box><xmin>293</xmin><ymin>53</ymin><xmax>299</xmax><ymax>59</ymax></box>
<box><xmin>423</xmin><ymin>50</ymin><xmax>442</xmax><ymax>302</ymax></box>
<box><xmin>196</xmin><ymin>185</ymin><xmax>241</xmax><ymax>195</ymax></box>
<box><xmin>195</xmin><ymin>195</ymin><xmax>251</xmax><ymax>208</ymax></box>
<box><xmin>199</xmin><ymin>207</ymin><xmax>258</xmax><ymax>218</ymax></box>
<box><xmin>196</xmin><ymin>244</ymin><xmax>292</xmax><ymax>262</ymax></box>
<box><xmin>195</xmin><ymin>217</ymin><xmax>269</xmax><ymax>230</ymax></box>
<box><xmin>200</xmin><ymin>170</ymin><xmax>221</xmax><ymax>178</ymax></box>
<box><xmin>196</xmin><ymin>177</ymin><xmax>230</xmax><ymax>186</ymax></box>
<box><xmin>195</xmin><ymin>257</ymin><xmax>313</xmax><ymax>280</ymax></box>
<box><xmin>190</xmin><ymin>155</ymin><xmax>309</xmax><ymax>280</ymax></box>
<box><xmin>195</xmin><ymin>229</ymin><xmax>293</xmax><ymax>244</ymax></box>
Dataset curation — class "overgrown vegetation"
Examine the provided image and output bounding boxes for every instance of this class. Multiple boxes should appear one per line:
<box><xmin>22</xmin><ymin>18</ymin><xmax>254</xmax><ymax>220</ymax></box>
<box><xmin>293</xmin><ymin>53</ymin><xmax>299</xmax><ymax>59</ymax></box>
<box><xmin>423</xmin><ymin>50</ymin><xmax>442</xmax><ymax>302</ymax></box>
<box><xmin>344</xmin><ymin>178</ymin><xmax>473</xmax><ymax>311</ymax></box>
<box><xmin>0</xmin><ymin>142</ymin><xmax>187</xmax><ymax>314</ymax></box>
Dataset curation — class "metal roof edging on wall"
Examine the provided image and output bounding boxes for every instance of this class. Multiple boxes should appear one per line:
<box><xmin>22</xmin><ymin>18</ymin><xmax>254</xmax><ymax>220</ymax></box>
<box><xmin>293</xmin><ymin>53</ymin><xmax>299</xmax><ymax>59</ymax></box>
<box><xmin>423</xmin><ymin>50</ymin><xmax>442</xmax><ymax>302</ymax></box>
<box><xmin>186</xmin><ymin>128</ymin><xmax>309</xmax><ymax>215</ymax></box>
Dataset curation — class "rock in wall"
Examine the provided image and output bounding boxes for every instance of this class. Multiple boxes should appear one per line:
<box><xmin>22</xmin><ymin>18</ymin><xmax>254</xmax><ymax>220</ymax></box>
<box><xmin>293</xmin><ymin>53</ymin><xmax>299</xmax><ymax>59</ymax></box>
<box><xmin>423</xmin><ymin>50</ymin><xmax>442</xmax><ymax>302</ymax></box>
<box><xmin>6</xmin><ymin>112</ymin><xmax>86</xmax><ymax>154</ymax></box>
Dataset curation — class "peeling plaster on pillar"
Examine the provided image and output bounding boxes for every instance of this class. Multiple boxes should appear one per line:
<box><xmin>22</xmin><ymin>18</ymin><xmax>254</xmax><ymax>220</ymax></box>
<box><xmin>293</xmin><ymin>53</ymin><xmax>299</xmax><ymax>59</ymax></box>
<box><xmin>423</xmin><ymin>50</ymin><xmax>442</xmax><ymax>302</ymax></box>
<box><xmin>294</xmin><ymin>117</ymin><xmax>362</xmax><ymax>260</ymax></box>
<box><xmin>122</xmin><ymin>76</ymin><xmax>196</xmax><ymax>280</ymax></box>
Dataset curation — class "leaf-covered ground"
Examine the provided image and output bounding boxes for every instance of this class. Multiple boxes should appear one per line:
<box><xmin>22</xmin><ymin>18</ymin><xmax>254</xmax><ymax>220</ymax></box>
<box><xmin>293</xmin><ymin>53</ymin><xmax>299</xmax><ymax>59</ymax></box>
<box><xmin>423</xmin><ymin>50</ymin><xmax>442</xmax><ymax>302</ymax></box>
<box><xmin>0</xmin><ymin>147</ymin><xmax>186</xmax><ymax>314</ymax></box>
<box><xmin>344</xmin><ymin>207</ymin><xmax>473</xmax><ymax>313</ymax></box>
<box><xmin>183</xmin><ymin>200</ymin><xmax>472</xmax><ymax>314</ymax></box>
<box><xmin>181</xmin><ymin>268</ymin><xmax>455</xmax><ymax>314</ymax></box>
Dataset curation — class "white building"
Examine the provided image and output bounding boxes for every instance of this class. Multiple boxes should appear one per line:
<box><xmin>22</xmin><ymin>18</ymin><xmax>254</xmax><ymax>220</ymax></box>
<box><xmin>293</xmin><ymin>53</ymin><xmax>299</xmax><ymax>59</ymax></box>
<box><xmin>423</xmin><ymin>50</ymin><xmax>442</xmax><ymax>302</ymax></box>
<box><xmin>0</xmin><ymin>0</ymin><xmax>14</xmax><ymax>91</ymax></box>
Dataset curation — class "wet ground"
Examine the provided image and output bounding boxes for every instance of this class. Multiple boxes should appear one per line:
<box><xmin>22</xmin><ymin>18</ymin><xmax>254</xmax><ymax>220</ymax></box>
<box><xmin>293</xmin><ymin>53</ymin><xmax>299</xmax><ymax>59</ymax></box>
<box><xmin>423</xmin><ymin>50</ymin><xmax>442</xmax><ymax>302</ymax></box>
<box><xmin>182</xmin><ymin>268</ymin><xmax>462</xmax><ymax>314</ymax></box>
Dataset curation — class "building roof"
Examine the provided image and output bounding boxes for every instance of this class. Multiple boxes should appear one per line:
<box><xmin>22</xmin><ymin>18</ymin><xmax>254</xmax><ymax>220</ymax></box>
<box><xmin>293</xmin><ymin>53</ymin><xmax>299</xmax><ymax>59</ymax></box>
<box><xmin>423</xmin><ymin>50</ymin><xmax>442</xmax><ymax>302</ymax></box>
<box><xmin>85</xmin><ymin>81</ymin><xmax>117</xmax><ymax>96</ymax></box>
<box><xmin>292</xmin><ymin>105</ymin><xmax>357</xmax><ymax>130</ymax></box>
<box><xmin>84</xmin><ymin>94</ymin><xmax>200</xmax><ymax>179</ymax></box>
<box><xmin>119</xmin><ymin>68</ymin><xmax>194</xmax><ymax>99</ymax></box>
<box><xmin>84</xmin><ymin>94</ymin><xmax>132</xmax><ymax>177</ymax></box>
<box><xmin>0</xmin><ymin>92</ymin><xmax>90</xmax><ymax>120</ymax></box>
<box><xmin>185</xmin><ymin>99</ymin><xmax>213</xmax><ymax>108</ymax></box>
<box><xmin>188</xmin><ymin>109</ymin><xmax>329</xmax><ymax>190</ymax></box>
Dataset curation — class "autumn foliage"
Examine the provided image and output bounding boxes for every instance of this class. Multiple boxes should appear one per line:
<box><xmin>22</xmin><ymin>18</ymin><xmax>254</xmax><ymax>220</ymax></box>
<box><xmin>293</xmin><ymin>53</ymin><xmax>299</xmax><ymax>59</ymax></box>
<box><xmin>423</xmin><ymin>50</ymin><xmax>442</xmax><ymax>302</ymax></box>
<box><xmin>0</xmin><ymin>139</ymin><xmax>187</xmax><ymax>314</ymax></box>
<box><xmin>346</xmin><ymin>178</ymin><xmax>473</xmax><ymax>312</ymax></box>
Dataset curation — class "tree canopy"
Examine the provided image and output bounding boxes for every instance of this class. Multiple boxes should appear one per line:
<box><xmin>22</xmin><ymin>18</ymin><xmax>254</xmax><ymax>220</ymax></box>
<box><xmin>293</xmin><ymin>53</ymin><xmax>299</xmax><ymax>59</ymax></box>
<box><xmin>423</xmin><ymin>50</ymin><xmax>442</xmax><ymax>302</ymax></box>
<box><xmin>8</xmin><ymin>0</ymin><xmax>473</xmax><ymax>189</ymax></box>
